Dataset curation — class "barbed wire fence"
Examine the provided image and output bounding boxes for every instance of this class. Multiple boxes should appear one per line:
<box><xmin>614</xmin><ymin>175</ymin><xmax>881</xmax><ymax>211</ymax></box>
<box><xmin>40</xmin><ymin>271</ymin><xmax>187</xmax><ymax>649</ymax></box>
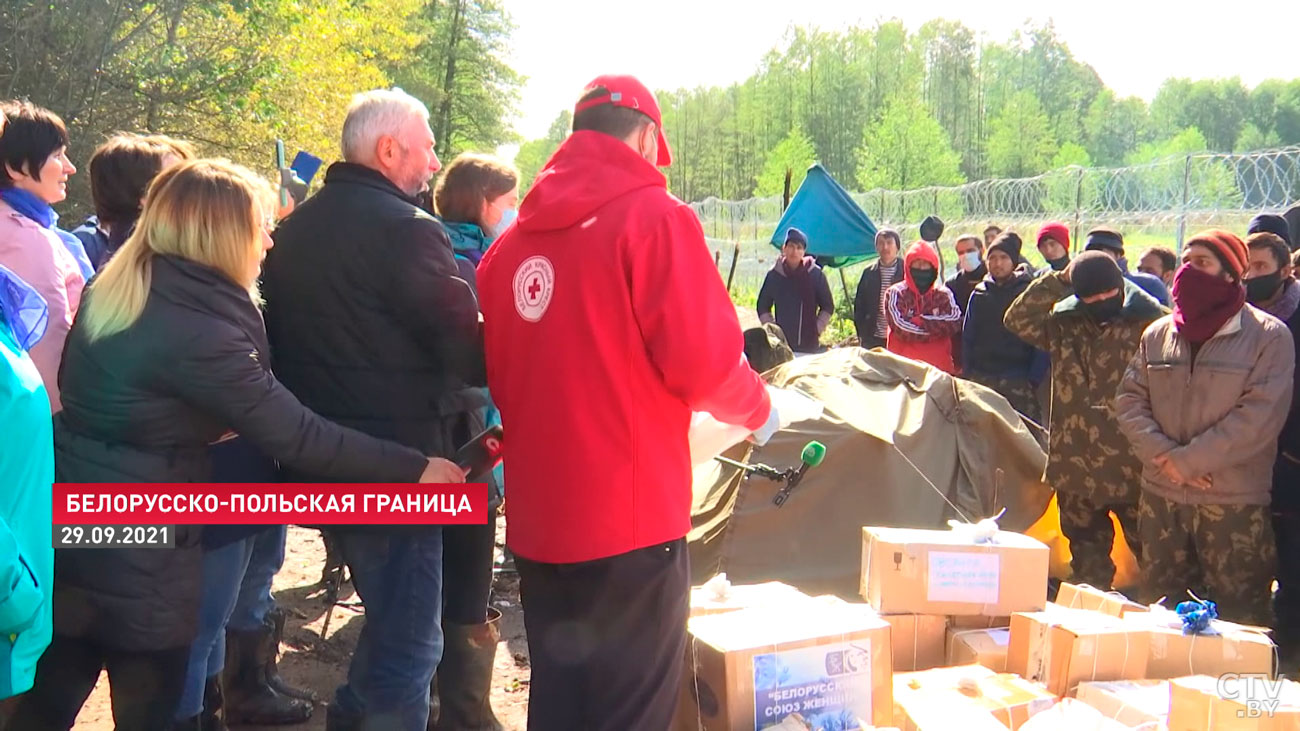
<box><xmin>695</xmin><ymin>146</ymin><xmax>1300</xmax><ymax>299</ymax></box>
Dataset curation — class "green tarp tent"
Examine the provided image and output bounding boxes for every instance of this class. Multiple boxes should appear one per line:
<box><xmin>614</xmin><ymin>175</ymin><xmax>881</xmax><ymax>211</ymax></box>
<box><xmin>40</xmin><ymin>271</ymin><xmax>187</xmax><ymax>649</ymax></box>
<box><xmin>769</xmin><ymin>164</ymin><xmax>880</xmax><ymax>268</ymax></box>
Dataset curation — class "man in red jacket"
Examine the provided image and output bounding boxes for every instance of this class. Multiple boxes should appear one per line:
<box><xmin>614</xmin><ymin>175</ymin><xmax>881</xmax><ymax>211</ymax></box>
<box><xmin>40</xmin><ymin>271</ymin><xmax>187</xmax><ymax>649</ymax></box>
<box><xmin>885</xmin><ymin>240</ymin><xmax>964</xmax><ymax>373</ymax></box>
<box><xmin>477</xmin><ymin>75</ymin><xmax>775</xmax><ymax>730</ymax></box>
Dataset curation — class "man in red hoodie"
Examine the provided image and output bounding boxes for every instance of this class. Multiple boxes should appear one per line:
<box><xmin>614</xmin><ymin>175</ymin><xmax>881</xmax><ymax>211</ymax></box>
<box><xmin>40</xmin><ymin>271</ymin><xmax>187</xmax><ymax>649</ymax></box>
<box><xmin>477</xmin><ymin>75</ymin><xmax>775</xmax><ymax>731</ymax></box>
<box><xmin>885</xmin><ymin>240</ymin><xmax>964</xmax><ymax>373</ymax></box>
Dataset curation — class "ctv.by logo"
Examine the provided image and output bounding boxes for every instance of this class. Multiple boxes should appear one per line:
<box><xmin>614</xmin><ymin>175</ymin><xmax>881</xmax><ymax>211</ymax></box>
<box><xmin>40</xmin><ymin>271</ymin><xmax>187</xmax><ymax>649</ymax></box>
<box><xmin>1216</xmin><ymin>674</ymin><xmax>1290</xmax><ymax>718</ymax></box>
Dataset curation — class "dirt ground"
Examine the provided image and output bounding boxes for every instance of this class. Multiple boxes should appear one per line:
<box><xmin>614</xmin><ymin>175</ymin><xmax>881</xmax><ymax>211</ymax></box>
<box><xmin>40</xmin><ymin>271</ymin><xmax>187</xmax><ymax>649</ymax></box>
<box><xmin>74</xmin><ymin>526</ymin><xmax>532</xmax><ymax>730</ymax></box>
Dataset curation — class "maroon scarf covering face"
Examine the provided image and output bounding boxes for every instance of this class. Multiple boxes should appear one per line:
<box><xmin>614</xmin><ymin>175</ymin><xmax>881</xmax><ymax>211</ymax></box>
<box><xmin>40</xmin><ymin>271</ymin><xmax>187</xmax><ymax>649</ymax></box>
<box><xmin>1171</xmin><ymin>263</ymin><xmax>1246</xmax><ymax>343</ymax></box>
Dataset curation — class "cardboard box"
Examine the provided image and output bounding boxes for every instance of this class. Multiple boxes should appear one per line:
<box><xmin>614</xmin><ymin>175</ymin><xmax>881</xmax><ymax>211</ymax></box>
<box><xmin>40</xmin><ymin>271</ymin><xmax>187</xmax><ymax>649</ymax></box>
<box><xmin>810</xmin><ymin>596</ymin><xmax>947</xmax><ymax>673</ymax></box>
<box><xmin>882</xmin><ymin>614</ymin><xmax>948</xmax><ymax>672</ymax></box>
<box><xmin>860</xmin><ymin>527</ymin><xmax>1049</xmax><ymax>616</ymax></box>
<box><xmin>1055</xmin><ymin>583</ymin><xmax>1149</xmax><ymax>618</ymax></box>
<box><xmin>1126</xmin><ymin>611</ymin><xmax>1276</xmax><ymax>680</ymax></box>
<box><xmin>950</xmin><ymin>614</ymin><xmax>1012</xmax><ymax>629</ymax></box>
<box><xmin>690</xmin><ymin>581</ymin><xmax>810</xmax><ymax>618</ymax></box>
<box><xmin>1075</xmin><ymin>680</ymin><xmax>1170</xmax><ymax>728</ymax></box>
<box><xmin>946</xmin><ymin>627</ymin><xmax>1010</xmax><ymax>673</ymax></box>
<box><xmin>682</xmin><ymin>602</ymin><xmax>894</xmax><ymax>730</ymax></box>
<box><xmin>1017</xmin><ymin>698</ymin><xmax>1146</xmax><ymax>730</ymax></box>
<box><xmin>1007</xmin><ymin>608</ymin><xmax>1149</xmax><ymax>696</ymax></box>
<box><xmin>893</xmin><ymin>664</ymin><xmax>1057</xmax><ymax>730</ymax></box>
<box><xmin>1169</xmin><ymin>675</ymin><xmax>1300</xmax><ymax>730</ymax></box>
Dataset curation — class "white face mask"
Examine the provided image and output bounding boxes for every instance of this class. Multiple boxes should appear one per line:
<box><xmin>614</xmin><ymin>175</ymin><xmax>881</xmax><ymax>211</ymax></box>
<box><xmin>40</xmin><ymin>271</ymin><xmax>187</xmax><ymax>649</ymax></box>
<box><xmin>959</xmin><ymin>251</ymin><xmax>982</xmax><ymax>273</ymax></box>
<box><xmin>490</xmin><ymin>207</ymin><xmax>517</xmax><ymax>241</ymax></box>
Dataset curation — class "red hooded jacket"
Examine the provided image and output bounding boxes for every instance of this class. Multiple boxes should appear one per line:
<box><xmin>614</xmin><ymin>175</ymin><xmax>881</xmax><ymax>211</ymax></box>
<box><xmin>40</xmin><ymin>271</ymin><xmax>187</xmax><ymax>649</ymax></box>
<box><xmin>885</xmin><ymin>241</ymin><xmax>963</xmax><ymax>373</ymax></box>
<box><xmin>477</xmin><ymin>131</ymin><xmax>771</xmax><ymax>564</ymax></box>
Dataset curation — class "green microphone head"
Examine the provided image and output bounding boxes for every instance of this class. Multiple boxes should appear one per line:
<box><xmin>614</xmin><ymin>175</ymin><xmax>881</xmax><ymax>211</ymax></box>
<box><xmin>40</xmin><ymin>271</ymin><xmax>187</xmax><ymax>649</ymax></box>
<box><xmin>801</xmin><ymin>441</ymin><xmax>826</xmax><ymax>468</ymax></box>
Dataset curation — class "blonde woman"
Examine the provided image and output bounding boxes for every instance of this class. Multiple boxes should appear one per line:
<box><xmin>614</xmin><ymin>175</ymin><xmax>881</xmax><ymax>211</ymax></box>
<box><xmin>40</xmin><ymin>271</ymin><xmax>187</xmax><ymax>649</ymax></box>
<box><xmin>11</xmin><ymin>159</ymin><xmax>461</xmax><ymax>730</ymax></box>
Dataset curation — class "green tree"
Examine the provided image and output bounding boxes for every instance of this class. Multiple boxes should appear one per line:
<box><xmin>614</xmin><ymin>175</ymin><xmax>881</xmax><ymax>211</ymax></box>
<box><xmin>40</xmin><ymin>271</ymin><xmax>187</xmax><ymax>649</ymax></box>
<box><xmin>513</xmin><ymin>111</ymin><xmax>571</xmax><ymax>192</ymax></box>
<box><xmin>855</xmin><ymin>96</ymin><xmax>964</xmax><ymax>190</ymax></box>
<box><xmin>916</xmin><ymin>19</ymin><xmax>978</xmax><ymax>176</ymax></box>
<box><xmin>753</xmin><ymin>126</ymin><xmax>817</xmax><ymax>197</ymax></box>
<box><xmin>1235</xmin><ymin>123</ymin><xmax>1281</xmax><ymax>153</ymax></box>
<box><xmin>390</xmin><ymin>0</ymin><xmax>523</xmax><ymax>158</ymax></box>
<box><xmin>1128</xmin><ymin>127</ymin><xmax>1211</xmax><ymax>164</ymax></box>
<box><xmin>986</xmin><ymin>91</ymin><xmax>1057</xmax><ymax>178</ymax></box>
<box><xmin>1052</xmin><ymin>142</ymin><xmax>1091</xmax><ymax>168</ymax></box>
<box><xmin>1127</xmin><ymin>127</ymin><xmax>1241</xmax><ymax>210</ymax></box>
<box><xmin>0</xmin><ymin>0</ymin><xmax>424</xmax><ymax>209</ymax></box>
<box><xmin>1084</xmin><ymin>91</ymin><xmax>1150</xmax><ymax>166</ymax></box>
<box><xmin>1151</xmin><ymin>78</ymin><xmax>1249</xmax><ymax>151</ymax></box>
<box><xmin>1045</xmin><ymin>143</ymin><xmax>1094</xmax><ymax>212</ymax></box>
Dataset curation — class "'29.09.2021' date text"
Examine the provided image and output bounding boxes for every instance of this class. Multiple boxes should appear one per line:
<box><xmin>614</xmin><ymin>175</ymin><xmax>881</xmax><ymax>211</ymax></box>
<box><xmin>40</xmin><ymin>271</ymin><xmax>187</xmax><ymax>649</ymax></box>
<box><xmin>54</xmin><ymin>525</ymin><xmax>176</xmax><ymax>549</ymax></box>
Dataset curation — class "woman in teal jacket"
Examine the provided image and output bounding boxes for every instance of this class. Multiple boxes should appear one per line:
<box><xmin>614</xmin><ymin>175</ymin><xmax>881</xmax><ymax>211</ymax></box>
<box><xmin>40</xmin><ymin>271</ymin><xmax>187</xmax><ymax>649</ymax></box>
<box><xmin>0</xmin><ymin>263</ymin><xmax>54</xmax><ymax>710</ymax></box>
<box><xmin>418</xmin><ymin>152</ymin><xmax>517</xmax><ymax>730</ymax></box>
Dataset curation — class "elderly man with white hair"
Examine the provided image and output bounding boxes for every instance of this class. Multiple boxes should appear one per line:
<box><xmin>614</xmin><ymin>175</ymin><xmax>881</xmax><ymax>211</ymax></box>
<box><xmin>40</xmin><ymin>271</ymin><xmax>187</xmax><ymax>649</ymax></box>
<box><xmin>261</xmin><ymin>88</ymin><xmax>484</xmax><ymax>731</ymax></box>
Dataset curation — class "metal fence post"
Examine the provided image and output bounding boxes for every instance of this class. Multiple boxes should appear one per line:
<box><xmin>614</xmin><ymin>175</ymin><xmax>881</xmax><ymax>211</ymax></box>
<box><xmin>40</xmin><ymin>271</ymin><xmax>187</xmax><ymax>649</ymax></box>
<box><xmin>1176</xmin><ymin>154</ymin><xmax>1193</xmax><ymax>250</ymax></box>
<box><xmin>1073</xmin><ymin>166</ymin><xmax>1084</xmax><ymax>253</ymax></box>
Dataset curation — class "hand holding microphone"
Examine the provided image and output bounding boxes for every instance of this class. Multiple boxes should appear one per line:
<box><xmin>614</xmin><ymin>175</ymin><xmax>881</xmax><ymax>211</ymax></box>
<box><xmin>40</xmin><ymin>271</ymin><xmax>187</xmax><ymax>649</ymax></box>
<box><xmin>420</xmin><ymin>458</ymin><xmax>465</xmax><ymax>484</ymax></box>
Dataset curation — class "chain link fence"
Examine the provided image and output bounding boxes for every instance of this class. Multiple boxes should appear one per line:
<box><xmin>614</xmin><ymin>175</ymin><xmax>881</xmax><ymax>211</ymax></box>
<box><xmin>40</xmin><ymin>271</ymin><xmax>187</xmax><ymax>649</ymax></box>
<box><xmin>696</xmin><ymin>146</ymin><xmax>1300</xmax><ymax>298</ymax></box>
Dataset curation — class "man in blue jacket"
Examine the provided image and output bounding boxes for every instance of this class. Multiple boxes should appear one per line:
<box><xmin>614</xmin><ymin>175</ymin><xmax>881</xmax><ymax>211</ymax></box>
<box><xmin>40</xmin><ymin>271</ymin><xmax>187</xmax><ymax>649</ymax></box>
<box><xmin>757</xmin><ymin>228</ymin><xmax>834</xmax><ymax>353</ymax></box>
<box><xmin>1084</xmin><ymin>227</ymin><xmax>1170</xmax><ymax>306</ymax></box>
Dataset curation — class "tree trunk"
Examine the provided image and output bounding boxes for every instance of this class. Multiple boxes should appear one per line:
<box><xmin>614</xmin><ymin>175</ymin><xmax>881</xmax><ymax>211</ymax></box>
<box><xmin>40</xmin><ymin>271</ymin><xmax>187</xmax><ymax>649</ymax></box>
<box><xmin>147</xmin><ymin>0</ymin><xmax>185</xmax><ymax>133</ymax></box>
<box><xmin>436</xmin><ymin>0</ymin><xmax>466</xmax><ymax>157</ymax></box>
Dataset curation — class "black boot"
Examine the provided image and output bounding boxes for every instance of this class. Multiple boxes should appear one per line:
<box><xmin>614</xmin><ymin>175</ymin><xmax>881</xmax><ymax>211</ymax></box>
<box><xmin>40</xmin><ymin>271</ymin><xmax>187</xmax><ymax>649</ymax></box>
<box><xmin>264</xmin><ymin>607</ymin><xmax>321</xmax><ymax>702</ymax></box>
<box><xmin>223</xmin><ymin>615</ymin><xmax>314</xmax><ymax>725</ymax></box>
<box><xmin>324</xmin><ymin>704</ymin><xmax>363</xmax><ymax>731</ymax></box>
<box><xmin>431</xmin><ymin>608</ymin><xmax>504</xmax><ymax>731</ymax></box>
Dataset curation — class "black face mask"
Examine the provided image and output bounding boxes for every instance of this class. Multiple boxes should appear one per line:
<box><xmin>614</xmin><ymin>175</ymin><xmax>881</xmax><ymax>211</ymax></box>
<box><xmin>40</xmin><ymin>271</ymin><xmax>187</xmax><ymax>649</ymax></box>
<box><xmin>1245</xmin><ymin>272</ymin><xmax>1285</xmax><ymax>305</ymax></box>
<box><xmin>1083</xmin><ymin>294</ymin><xmax>1123</xmax><ymax>323</ymax></box>
<box><xmin>911</xmin><ymin>267</ymin><xmax>937</xmax><ymax>293</ymax></box>
<box><xmin>1048</xmin><ymin>255</ymin><xmax>1071</xmax><ymax>271</ymax></box>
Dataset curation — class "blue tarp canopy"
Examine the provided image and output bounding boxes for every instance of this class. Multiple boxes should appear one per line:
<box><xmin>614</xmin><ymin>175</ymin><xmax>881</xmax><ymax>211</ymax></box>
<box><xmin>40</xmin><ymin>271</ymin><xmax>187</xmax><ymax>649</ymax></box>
<box><xmin>769</xmin><ymin>164</ymin><xmax>880</xmax><ymax>268</ymax></box>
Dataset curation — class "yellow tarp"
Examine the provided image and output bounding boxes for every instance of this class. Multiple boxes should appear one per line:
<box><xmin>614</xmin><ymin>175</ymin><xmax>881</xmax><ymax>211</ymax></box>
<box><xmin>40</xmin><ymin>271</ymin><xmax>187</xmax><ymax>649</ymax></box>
<box><xmin>1023</xmin><ymin>494</ymin><xmax>1140</xmax><ymax>591</ymax></box>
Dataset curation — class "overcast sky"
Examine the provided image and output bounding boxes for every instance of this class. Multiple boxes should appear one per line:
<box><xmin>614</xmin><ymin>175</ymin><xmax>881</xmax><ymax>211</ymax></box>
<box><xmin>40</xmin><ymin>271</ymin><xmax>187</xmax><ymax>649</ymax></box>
<box><xmin>498</xmin><ymin>0</ymin><xmax>1300</xmax><ymax>148</ymax></box>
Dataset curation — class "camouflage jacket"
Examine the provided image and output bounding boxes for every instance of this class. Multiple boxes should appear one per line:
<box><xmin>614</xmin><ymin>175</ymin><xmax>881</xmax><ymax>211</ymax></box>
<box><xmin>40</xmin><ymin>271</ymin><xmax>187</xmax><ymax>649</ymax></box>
<box><xmin>1003</xmin><ymin>271</ymin><xmax>1167</xmax><ymax>503</ymax></box>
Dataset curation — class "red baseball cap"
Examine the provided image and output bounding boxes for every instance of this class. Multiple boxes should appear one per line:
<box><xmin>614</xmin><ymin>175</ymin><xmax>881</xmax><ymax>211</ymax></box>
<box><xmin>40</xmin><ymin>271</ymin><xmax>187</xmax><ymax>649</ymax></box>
<box><xmin>573</xmin><ymin>74</ymin><xmax>673</xmax><ymax>167</ymax></box>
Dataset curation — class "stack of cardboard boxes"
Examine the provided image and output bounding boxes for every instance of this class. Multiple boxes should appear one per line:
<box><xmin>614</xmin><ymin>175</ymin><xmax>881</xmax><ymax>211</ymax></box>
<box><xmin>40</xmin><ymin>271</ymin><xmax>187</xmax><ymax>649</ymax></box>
<box><xmin>674</xmin><ymin>526</ymin><xmax>1291</xmax><ymax>730</ymax></box>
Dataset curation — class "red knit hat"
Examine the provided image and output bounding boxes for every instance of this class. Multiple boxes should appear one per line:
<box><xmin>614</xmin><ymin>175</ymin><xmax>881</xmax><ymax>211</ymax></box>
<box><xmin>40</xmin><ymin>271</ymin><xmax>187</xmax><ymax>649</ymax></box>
<box><xmin>1186</xmin><ymin>229</ymin><xmax>1249</xmax><ymax>280</ymax></box>
<box><xmin>1037</xmin><ymin>221</ymin><xmax>1070</xmax><ymax>250</ymax></box>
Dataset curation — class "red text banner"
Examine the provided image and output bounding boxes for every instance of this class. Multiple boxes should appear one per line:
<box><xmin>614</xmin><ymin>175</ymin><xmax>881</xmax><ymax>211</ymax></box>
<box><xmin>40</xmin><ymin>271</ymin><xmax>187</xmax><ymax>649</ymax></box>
<box><xmin>53</xmin><ymin>483</ymin><xmax>489</xmax><ymax>525</ymax></box>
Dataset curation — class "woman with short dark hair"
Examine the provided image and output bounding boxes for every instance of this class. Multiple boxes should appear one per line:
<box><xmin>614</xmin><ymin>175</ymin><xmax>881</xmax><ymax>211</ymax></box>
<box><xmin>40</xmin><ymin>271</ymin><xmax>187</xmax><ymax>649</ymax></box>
<box><xmin>0</xmin><ymin>100</ymin><xmax>89</xmax><ymax>411</ymax></box>
<box><xmin>431</xmin><ymin>152</ymin><xmax>519</xmax><ymax>280</ymax></box>
<box><xmin>420</xmin><ymin>151</ymin><xmax>517</xmax><ymax>730</ymax></box>
<box><xmin>85</xmin><ymin>133</ymin><xmax>195</xmax><ymax>269</ymax></box>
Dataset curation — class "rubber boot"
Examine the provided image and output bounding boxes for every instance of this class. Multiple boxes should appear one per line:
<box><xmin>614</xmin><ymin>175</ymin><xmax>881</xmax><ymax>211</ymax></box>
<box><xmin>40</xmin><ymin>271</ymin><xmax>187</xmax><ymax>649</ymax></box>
<box><xmin>223</xmin><ymin>614</ymin><xmax>314</xmax><ymax>725</ymax></box>
<box><xmin>430</xmin><ymin>607</ymin><xmax>504</xmax><ymax>731</ymax></box>
<box><xmin>265</xmin><ymin>607</ymin><xmax>321</xmax><ymax>702</ymax></box>
<box><xmin>324</xmin><ymin>704</ymin><xmax>363</xmax><ymax>731</ymax></box>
